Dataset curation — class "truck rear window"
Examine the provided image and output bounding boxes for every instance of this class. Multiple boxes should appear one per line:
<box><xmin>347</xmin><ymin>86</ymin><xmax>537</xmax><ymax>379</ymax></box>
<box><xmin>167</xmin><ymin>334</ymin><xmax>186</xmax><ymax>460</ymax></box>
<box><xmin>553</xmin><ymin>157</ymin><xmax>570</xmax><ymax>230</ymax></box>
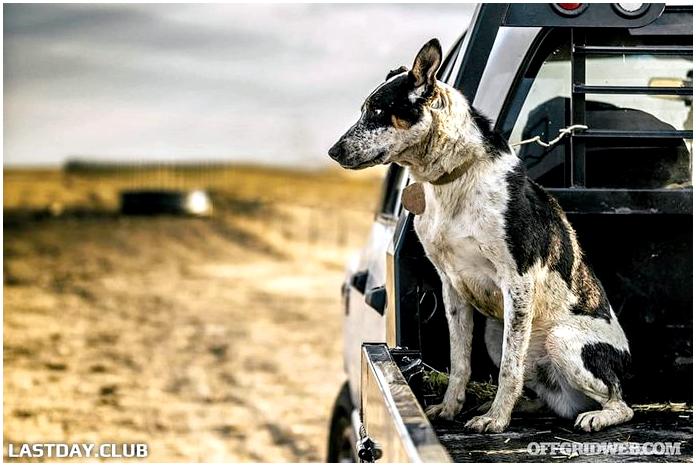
<box><xmin>506</xmin><ymin>30</ymin><xmax>692</xmax><ymax>189</ymax></box>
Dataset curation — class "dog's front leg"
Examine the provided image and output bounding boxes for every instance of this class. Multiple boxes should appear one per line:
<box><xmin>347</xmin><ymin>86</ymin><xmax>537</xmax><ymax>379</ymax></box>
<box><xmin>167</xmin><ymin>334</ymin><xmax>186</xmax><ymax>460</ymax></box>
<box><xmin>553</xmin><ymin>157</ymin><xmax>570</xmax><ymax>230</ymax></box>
<box><xmin>425</xmin><ymin>280</ymin><xmax>474</xmax><ymax>421</ymax></box>
<box><xmin>465</xmin><ymin>279</ymin><xmax>534</xmax><ymax>433</ymax></box>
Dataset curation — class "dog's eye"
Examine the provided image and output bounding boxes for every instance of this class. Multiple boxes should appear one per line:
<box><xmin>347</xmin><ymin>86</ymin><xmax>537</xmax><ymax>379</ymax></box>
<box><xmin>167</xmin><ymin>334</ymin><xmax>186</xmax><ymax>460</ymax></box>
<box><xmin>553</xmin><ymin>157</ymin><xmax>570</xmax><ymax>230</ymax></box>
<box><xmin>374</xmin><ymin>109</ymin><xmax>383</xmax><ymax>116</ymax></box>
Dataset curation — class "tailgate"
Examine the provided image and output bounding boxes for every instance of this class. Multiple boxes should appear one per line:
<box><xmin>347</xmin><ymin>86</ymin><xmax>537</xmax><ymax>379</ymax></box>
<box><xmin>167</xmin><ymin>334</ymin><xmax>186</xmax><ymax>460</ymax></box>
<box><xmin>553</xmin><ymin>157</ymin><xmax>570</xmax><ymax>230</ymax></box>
<box><xmin>360</xmin><ymin>343</ymin><xmax>451</xmax><ymax>462</ymax></box>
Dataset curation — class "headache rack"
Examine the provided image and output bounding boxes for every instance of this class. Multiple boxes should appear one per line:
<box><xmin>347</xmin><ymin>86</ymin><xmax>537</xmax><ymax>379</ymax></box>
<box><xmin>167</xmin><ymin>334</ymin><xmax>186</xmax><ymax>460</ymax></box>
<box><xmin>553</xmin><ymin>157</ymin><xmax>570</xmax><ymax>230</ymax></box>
<box><xmin>461</xmin><ymin>4</ymin><xmax>694</xmax><ymax>215</ymax></box>
<box><xmin>566</xmin><ymin>29</ymin><xmax>693</xmax><ymax>191</ymax></box>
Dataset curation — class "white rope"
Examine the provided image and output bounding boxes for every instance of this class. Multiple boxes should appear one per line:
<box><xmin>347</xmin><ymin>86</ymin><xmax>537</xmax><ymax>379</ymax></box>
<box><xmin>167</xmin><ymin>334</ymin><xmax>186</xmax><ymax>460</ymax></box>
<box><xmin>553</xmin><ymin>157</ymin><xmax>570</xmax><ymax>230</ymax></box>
<box><xmin>511</xmin><ymin>124</ymin><xmax>589</xmax><ymax>148</ymax></box>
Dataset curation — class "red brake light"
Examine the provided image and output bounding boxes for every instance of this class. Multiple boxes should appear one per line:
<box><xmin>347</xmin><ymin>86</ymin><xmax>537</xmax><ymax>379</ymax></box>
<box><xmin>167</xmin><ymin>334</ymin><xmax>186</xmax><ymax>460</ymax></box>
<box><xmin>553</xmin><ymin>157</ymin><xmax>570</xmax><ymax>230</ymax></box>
<box><xmin>552</xmin><ymin>3</ymin><xmax>588</xmax><ymax>16</ymax></box>
<box><xmin>557</xmin><ymin>3</ymin><xmax>583</xmax><ymax>10</ymax></box>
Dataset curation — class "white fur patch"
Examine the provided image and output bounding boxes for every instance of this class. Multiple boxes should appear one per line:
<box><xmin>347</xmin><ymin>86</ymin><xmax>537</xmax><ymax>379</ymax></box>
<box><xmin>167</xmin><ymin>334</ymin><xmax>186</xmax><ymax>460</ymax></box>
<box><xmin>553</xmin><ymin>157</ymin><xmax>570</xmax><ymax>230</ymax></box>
<box><xmin>408</xmin><ymin>84</ymin><xmax>426</xmax><ymax>103</ymax></box>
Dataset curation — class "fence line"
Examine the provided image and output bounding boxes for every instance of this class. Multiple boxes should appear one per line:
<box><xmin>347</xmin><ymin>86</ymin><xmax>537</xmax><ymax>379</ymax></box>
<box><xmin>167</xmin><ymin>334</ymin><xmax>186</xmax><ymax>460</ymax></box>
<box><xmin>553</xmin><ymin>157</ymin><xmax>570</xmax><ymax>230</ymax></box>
<box><xmin>63</xmin><ymin>160</ymin><xmax>378</xmax><ymax>248</ymax></box>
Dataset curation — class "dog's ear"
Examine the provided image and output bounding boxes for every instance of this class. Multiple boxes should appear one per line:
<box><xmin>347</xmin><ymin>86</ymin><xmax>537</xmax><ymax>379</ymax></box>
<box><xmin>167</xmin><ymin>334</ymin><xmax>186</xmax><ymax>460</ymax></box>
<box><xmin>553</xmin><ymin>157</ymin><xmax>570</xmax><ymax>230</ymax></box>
<box><xmin>411</xmin><ymin>38</ymin><xmax>442</xmax><ymax>88</ymax></box>
<box><xmin>386</xmin><ymin>66</ymin><xmax>408</xmax><ymax>81</ymax></box>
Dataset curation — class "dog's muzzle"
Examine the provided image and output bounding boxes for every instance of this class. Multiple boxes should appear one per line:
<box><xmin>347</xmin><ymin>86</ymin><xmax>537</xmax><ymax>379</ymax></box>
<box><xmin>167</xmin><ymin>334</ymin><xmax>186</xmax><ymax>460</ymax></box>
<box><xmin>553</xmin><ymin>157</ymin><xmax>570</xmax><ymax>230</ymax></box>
<box><xmin>329</xmin><ymin>138</ymin><xmax>387</xmax><ymax>169</ymax></box>
<box><xmin>328</xmin><ymin>141</ymin><xmax>345</xmax><ymax>161</ymax></box>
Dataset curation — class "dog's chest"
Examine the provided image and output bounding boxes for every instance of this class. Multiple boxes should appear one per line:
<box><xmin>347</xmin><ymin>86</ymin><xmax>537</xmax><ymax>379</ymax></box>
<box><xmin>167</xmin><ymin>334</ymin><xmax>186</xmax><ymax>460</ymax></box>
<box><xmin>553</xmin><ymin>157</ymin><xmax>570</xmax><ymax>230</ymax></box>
<box><xmin>414</xmin><ymin>182</ymin><xmax>508</xmax><ymax>318</ymax></box>
<box><xmin>417</xmin><ymin>217</ymin><xmax>493</xmax><ymax>273</ymax></box>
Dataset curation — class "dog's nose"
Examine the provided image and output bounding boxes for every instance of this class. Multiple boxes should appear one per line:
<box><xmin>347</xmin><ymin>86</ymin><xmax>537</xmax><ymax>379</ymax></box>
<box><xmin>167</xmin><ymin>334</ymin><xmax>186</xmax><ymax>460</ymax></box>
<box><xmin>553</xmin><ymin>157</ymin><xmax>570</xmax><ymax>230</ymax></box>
<box><xmin>328</xmin><ymin>142</ymin><xmax>344</xmax><ymax>160</ymax></box>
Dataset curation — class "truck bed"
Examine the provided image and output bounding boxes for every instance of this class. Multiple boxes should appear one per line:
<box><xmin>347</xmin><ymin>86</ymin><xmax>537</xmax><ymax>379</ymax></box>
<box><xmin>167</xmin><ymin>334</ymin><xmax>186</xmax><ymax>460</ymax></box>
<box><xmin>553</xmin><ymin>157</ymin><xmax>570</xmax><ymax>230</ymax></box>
<box><xmin>360</xmin><ymin>344</ymin><xmax>692</xmax><ymax>463</ymax></box>
<box><xmin>433</xmin><ymin>410</ymin><xmax>693</xmax><ymax>463</ymax></box>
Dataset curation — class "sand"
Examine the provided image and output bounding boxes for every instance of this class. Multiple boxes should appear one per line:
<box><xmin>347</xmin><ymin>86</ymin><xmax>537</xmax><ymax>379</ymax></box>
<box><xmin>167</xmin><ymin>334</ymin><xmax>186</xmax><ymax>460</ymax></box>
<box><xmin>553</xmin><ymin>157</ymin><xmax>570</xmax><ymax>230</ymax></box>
<box><xmin>4</xmin><ymin>165</ymin><xmax>383</xmax><ymax>462</ymax></box>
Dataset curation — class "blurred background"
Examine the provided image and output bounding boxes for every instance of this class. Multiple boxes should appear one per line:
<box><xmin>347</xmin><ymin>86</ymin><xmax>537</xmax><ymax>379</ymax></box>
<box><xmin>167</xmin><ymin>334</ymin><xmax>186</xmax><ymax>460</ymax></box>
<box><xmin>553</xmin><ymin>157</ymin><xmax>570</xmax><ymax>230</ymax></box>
<box><xmin>3</xmin><ymin>3</ymin><xmax>474</xmax><ymax>462</ymax></box>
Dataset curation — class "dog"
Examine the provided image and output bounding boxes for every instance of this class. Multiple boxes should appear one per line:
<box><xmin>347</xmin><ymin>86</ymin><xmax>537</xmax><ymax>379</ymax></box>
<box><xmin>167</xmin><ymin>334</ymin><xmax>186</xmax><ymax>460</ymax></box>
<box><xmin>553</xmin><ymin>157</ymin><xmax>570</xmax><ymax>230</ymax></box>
<box><xmin>329</xmin><ymin>38</ymin><xmax>633</xmax><ymax>433</ymax></box>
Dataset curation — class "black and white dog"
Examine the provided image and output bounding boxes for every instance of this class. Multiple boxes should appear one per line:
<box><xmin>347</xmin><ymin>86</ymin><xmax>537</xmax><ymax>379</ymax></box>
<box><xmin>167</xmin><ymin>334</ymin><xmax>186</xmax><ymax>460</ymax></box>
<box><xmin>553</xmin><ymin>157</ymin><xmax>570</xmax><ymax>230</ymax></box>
<box><xmin>329</xmin><ymin>39</ymin><xmax>633</xmax><ymax>433</ymax></box>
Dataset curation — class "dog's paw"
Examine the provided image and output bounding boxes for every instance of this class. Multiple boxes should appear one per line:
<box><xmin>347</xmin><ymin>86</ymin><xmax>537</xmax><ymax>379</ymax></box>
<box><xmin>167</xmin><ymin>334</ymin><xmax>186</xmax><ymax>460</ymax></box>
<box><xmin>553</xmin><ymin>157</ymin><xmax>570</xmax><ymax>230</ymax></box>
<box><xmin>425</xmin><ymin>402</ymin><xmax>461</xmax><ymax>421</ymax></box>
<box><xmin>575</xmin><ymin>410</ymin><xmax>609</xmax><ymax>432</ymax></box>
<box><xmin>464</xmin><ymin>413</ymin><xmax>509</xmax><ymax>433</ymax></box>
<box><xmin>574</xmin><ymin>410</ymin><xmax>618</xmax><ymax>432</ymax></box>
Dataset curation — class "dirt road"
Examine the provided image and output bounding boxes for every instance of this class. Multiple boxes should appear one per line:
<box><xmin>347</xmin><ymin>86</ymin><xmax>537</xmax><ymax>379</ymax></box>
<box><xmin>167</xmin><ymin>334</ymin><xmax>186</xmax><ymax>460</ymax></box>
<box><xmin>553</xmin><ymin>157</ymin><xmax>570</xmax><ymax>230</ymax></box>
<box><xmin>4</xmin><ymin>167</ymin><xmax>381</xmax><ymax>462</ymax></box>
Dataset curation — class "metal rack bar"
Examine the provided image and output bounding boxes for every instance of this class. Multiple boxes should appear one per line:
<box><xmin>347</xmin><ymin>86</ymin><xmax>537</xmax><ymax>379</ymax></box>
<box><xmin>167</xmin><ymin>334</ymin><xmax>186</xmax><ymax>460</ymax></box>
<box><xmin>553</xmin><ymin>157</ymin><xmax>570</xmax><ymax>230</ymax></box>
<box><xmin>574</xmin><ymin>45</ymin><xmax>693</xmax><ymax>55</ymax></box>
<box><xmin>569</xmin><ymin>29</ymin><xmax>587</xmax><ymax>187</ymax></box>
<box><xmin>574</xmin><ymin>84</ymin><xmax>693</xmax><ymax>95</ymax></box>
<box><xmin>576</xmin><ymin>129</ymin><xmax>693</xmax><ymax>139</ymax></box>
<box><xmin>548</xmin><ymin>188</ymin><xmax>693</xmax><ymax>215</ymax></box>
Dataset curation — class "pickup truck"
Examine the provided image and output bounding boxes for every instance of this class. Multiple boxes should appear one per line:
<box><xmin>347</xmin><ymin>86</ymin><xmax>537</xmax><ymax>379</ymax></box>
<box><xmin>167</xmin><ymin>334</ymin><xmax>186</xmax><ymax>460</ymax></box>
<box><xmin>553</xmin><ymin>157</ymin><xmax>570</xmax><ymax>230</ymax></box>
<box><xmin>327</xmin><ymin>3</ymin><xmax>693</xmax><ymax>463</ymax></box>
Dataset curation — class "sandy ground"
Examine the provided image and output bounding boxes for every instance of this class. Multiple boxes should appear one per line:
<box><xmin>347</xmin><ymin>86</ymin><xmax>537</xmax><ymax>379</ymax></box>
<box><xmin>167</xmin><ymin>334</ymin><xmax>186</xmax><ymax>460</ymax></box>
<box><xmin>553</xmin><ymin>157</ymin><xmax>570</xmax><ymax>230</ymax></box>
<box><xmin>3</xmin><ymin>166</ymin><xmax>382</xmax><ymax>462</ymax></box>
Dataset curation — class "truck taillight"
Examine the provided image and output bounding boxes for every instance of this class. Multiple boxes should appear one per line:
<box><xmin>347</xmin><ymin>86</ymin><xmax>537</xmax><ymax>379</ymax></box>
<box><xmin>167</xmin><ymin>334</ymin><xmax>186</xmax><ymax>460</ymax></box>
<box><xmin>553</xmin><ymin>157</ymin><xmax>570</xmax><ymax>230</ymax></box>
<box><xmin>553</xmin><ymin>3</ymin><xmax>588</xmax><ymax>16</ymax></box>
<box><xmin>613</xmin><ymin>3</ymin><xmax>649</xmax><ymax>17</ymax></box>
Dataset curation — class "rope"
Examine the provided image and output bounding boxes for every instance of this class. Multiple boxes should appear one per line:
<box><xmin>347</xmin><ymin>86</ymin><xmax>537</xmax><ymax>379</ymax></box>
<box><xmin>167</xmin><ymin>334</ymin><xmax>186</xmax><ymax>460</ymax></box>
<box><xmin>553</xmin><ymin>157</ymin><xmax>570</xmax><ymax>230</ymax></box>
<box><xmin>511</xmin><ymin>124</ymin><xmax>589</xmax><ymax>148</ymax></box>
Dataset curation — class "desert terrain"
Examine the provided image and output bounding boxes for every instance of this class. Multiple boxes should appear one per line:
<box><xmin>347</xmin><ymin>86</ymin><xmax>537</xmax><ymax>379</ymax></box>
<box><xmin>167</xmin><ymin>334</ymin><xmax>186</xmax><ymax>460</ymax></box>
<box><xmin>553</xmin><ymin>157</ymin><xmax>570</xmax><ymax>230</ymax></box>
<box><xmin>4</xmin><ymin>164</ymin><xmax>384</xmax><ymax>462</ymax></box>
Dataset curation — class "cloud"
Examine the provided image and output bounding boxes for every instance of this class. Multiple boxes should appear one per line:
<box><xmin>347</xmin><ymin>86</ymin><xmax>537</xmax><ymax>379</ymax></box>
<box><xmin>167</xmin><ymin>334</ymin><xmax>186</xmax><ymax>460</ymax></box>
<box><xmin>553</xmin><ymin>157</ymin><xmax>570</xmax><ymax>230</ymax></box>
<box><xmin>4</xmin><ymin>4</ymin><xmax>474</xmax><ymax>167</ymax></box>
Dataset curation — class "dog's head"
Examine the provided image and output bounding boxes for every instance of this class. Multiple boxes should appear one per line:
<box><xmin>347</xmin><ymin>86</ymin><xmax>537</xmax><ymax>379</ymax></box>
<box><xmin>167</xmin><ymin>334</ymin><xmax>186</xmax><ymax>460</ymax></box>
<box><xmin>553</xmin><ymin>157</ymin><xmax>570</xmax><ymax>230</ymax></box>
<box><xmin>328</xmin><ymin>38</ymin><xmax>444</xmax><ymax>170</ymax></box>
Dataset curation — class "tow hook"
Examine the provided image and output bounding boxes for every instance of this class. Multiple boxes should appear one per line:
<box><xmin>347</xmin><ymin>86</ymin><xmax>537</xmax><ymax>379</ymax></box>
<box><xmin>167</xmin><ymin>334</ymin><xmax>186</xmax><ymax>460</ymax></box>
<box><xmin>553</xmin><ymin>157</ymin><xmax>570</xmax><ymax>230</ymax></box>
<box><xmin>356</xmin><ymin>425</ymin><xmax>382</xmax><ymax>462</ymax></box>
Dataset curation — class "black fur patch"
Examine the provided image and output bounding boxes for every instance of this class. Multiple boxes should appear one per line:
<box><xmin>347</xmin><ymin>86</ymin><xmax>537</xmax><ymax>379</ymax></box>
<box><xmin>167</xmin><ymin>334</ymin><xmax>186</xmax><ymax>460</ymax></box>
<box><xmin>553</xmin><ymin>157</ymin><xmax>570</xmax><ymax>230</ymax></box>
<box><xmin>363</xmin><ymin>72</ymin><xmax>424</xmax><ymax>129</ymax></box>
<box><xmin>503</xmin><ymin>161</ymin><xmax>575</xmax><ymax>288</ymax></box>
<box><xmin>554</xmin><ymin>222</ymin><xmax>574</xmax><ymax>287</ymax></box>
<box><xmin>469</xmin><ymin>106</ymin><xmax>509</xmax><ymax>157</ymax></box>
<box><xmin>581</xmin><ymin>342</ymin><xmax>631</xmax><ymax>397</ymax></box>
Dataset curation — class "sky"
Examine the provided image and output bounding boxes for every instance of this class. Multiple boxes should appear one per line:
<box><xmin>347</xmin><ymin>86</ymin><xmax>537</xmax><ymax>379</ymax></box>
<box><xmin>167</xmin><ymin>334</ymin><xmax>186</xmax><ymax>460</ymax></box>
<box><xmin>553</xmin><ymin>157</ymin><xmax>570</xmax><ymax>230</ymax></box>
<box><xmin>4</xmin><ymin>3</ymin><xmax>474</xmax><ymax>167</ymax></box>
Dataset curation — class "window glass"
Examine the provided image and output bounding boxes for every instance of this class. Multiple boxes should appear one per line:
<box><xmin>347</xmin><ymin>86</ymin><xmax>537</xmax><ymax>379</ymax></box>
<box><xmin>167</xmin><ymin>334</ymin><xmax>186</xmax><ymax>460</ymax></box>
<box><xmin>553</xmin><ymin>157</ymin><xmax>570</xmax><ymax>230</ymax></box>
<box><xmin>508</xmin><ymin>33</ymin><xmax>692</xmax><ymax>189</ymax></box>
<box><xmin>439</xmin><ymin>32</ymin><xmax>466</xmax><ymax>83</ymax></box>
<box><xmin>509</xmin><ymin>44</ymin><xmax>570</xmax><ymax>147</ymax></box>
<box><xmin>376</xmin><ymin>164</ymin><xmax>406</xmax><ymax>218</ymax></box>
<box><xmin>586</xmin><ymin>55</ymin><xmax>692</xmax><ymax>133</ymax></box>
